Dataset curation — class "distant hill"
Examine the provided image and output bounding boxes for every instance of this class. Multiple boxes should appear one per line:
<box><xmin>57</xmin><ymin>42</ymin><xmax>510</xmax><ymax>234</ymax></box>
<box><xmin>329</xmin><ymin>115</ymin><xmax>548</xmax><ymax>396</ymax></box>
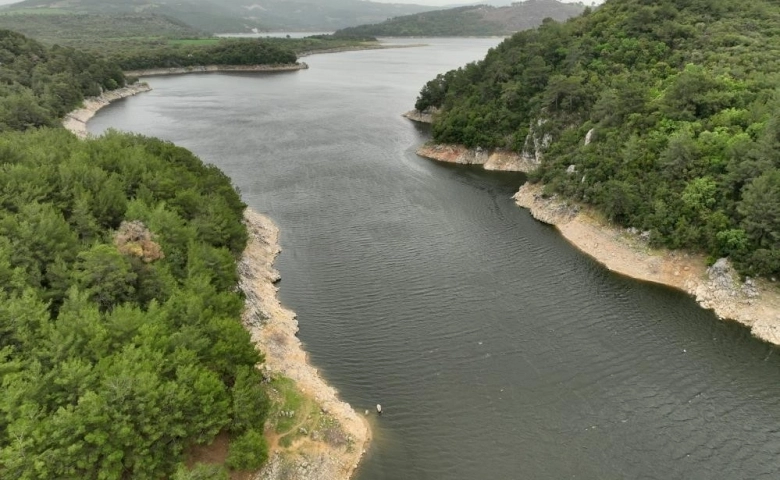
<box><xmin>334</xmin><ymin>0</ymin><xmax>586</xmax><ymax>37</ymax></box>
<box><xmin>0</xmin><ymin>13</ymin><xmax>204</xmax><ymax>45</ymax></box>
<box><xmin>4</xmin><ymin>0</ymin><xmax>440</xmax><ymax>33</ymax></box>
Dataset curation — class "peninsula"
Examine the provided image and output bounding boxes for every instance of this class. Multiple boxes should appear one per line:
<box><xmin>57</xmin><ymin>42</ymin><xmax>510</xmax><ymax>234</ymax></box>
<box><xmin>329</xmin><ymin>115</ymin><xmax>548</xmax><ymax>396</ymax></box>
<box><xmin>406</xmin><ymin>0</ymin><xmax>780</xmax><ymax>345</ymax></box>
<box><xmin>59</xmin><ymin>44</ymin><xmax>371</xmax><ymax>480</ymax></box>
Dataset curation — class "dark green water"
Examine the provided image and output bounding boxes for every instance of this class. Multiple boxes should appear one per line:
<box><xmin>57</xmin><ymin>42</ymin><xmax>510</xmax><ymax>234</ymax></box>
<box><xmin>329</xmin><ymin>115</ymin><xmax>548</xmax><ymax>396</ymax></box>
<box><xmin>91</xmin><ymin>38</ymin><xmax>780</xmax><ymax>479</ymax></box>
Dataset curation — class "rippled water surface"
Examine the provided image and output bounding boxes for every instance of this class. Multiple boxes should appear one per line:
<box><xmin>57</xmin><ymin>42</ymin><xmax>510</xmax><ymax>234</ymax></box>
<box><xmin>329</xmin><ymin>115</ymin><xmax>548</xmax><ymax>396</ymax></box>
<box><xmin>91</xmin><ymin>38</ymin><xmax>780</xmax><ymax>479</ymax></box>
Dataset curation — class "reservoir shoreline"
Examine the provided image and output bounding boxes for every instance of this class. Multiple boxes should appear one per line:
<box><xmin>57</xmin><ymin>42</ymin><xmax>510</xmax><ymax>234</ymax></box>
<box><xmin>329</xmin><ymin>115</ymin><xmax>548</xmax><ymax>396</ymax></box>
<box><xmin>62</xmin><ymin>83</ymin><xmax>153</xmax><ymax>138</ymax></box>
<box><xmin>298</xmin><ymin>43</ymin><xmax>425</xmax><ymax>57</ymax></box>
<box><xmin>240</xmin><ymin>209</ymin><xmax>370</xmax><ymax>480</ymax></box>
<box><xmin>124</xmin><ymin>62</ymin><xmax>308</xmax><ymax>78</ymax></box>
<box><xmin>512</xmin><ymin>183</ymin><xmax>780</xmax><ymax>346</ymax></box>
<box><xmin>403</xmin><ymin>111</ymin><xmax>780</xmax><ymax>345</ymax></box>
<box><xmin>409</xmin><ymin>129</ymin><xmax>780</xmax><ymax>345</ymax></box>
<box><xmin>415</xmin><ymin>143</ymin><xmax>537</xmax><ymax>172</ymax></box>
<box><xmin>62</xmin><ymin>46</ymin><xmax>417</xmax><ymax>137</ymax></box>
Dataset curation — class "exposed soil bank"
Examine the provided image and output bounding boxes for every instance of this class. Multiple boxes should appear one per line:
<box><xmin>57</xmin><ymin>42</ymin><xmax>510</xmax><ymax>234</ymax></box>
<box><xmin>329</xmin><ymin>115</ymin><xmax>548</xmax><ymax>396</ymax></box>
<box><xmin>416</xmin><ymin>143</ymin><xmax>538</xmax><ymax>172</ymax></box>
<box><xmin>240</xmin><ymin>209</ymin><xmax>370</xmax><ymax>480</ymax></box>
<box><xmin>514</xmin><ymin>182</ymin><xmax>780</xmax><ymax>346</ymax></box>
<box><xmin>124</xmin><ymin>63</ymin><xmax>308</xmax><ymax>78</ymax></box>
<box><xmin>62</xmin><ymin>83</ymin><xmax>152</xmax><ymax>138</ymax></box>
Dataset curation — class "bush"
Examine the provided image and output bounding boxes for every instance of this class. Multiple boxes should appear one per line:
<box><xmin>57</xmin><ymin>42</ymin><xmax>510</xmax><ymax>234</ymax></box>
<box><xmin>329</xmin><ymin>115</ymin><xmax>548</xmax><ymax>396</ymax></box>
<box><xmin>226</xmin><ymin>429</ymin><xmax>269</xmax><ymax>471</ymax></box>
<box><xmin>173</xmin><ymin>463</ymin><xmax>230</xmax><ymax>480</ymax></box>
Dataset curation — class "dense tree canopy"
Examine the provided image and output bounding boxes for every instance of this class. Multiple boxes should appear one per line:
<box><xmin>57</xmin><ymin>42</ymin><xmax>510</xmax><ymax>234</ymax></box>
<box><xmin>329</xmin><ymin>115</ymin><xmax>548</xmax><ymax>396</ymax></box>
<box><xmin>0</xmin><ymin>31</ymin><xmax>270</xmax><ymax>477</ymax></box>
<box><xmin>0</xmin><ymin>13</ymin><xmax>205</xmax><ymax>46</ymax></box>
<box><xmin>0</xmin><ymin>129</ymin><xmax>269</xmax><ymax>478</ymax></box>
<box><xmin>417</xmin><ymin>0</ymin><xmax>780</xmax><ymax>277</ymax></box>
<box><xmin>114</xmin><ymin>38</ymin><xmax>298</xmax><ymax>71</ymax></box>
<box><xmin>0</xmin><ymin>29</ymin><xmax>125</xmax><ymax>131</ymax></box>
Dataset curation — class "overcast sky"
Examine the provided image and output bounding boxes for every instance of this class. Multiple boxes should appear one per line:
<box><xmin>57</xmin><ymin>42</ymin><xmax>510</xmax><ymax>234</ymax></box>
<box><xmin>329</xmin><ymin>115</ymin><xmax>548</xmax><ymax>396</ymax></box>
<box><xmin>373</xmin><ymin>0</ymin><xmax>602</xmax><ymax>5</ymax></box>
<box><xmin>371</xmin><ymin>0</ymin><xmax>604</xmax><ymax>7</ymax></box>
<box><xmin>0</xmin><ymin>0</ymin><xmax>604</xmax><ymax>7</ymax></box>
<box><xmin>0</xmin><ymin>0</ymin><xmax>604</xmax><ymax>6</ymax></box>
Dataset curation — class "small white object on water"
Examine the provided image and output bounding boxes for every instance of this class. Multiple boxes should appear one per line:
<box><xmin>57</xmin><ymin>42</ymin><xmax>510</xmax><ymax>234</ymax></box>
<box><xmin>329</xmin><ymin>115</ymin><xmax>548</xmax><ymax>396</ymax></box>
<box><xmin>376</xmin><ymin>404</ymin><xmax>382</xmax><ymax>415</ymax></box>
<box><xmin>365</xmin><ymin>409</ymin><xmax>369</xmax><ymax>415</ymax></box>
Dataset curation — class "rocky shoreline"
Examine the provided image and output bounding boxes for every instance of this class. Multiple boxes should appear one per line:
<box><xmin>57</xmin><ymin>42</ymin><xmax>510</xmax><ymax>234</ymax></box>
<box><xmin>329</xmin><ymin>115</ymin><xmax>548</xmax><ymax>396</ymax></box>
<box><xmin>404</xmin><ymin>109</ymin><xmax>542</xmax><ymax>172</ymax></box>
<box><xmin>416</xmin><ymin>143</ymin><xmax>538</xmax><ymax>172</ymax></box>
<box><xmin>240</xmin><ymin>209</ymin><xmax>370</xmax><ymax>480</ymax></box>
<box><xmin>62</xmin><ymin>83</ymin><xmax>152</xmax><ymax>138</ymax></box>
<box><xmin>514</xmin><ymin>182</ymin><xmax>780</xmax><ymax>346</ymax></box>
<box><xmin>124</xmin><ymin>62</ymin><xmax>308</xmax><ymax>78</ymax></box>
<box><xmin>298</xmin><ymin>43</ymin><xmax>425</xmax><ymax>58</ymax></box>
<box><xmin>407</xmin><ymin>115</ymin><xmax>780</xmax><ymax>345</ymax></box>
<box><xmin>402</xmin><ymin>109</ymin><xmax>435</xmax><ymax>123</ymax></box>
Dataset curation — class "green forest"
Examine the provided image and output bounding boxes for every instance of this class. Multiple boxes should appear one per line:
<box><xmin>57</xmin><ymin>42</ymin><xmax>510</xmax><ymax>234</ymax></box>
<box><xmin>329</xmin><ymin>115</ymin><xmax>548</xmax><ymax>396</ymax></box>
<box><xmin>0</xmin><ymin>29</ymin><xmax>300</xmax><ymax>128</ymax></box>
<box><xmin>113</xmin><ymin>38</ymin><xmax>297</xmax><ymax>71</ymax></box>
<box><xmin>0</xmin><ymin>31</ymin><xmax>270</xmax><ymax>478</ymax></box>
<box><xmin>416</xmin><ymin>0</ymin><xmax>780</xmax><ymax>278</ymax></box>
<box><xmin>111</xmin><ymin>35</ymin><xmax>377</xmax><ymax>71</ymax></box>
<box><xmin>0</xmin><ymin>12</ymin><xmax>205</xmax><ymax>46</ymax></box>
<box><xmin>0</xmin><ymin>29</ymin><xmax>124</xmax><ymax>130</ymax></box>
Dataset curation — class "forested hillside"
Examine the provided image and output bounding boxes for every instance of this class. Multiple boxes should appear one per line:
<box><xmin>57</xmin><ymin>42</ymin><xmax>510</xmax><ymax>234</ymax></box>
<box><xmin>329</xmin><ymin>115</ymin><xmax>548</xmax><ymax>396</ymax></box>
<box><xmin>0</xmin><ymin>29</ymin><xmax>124</xmax><ymax>130</ymax></box>
<box><xmin>0</xmin><ymin>20</ymin><xmax>377</xmax><ymax>73</ymax></box>
<box><xmin>335</xmin><ymin>0</ymin><xmax>585</xmax><ymax>37</ymax></box>
<box><xmin>415</xmin><ymin>0</ymin><xmax>780</xmax><ymax>278</ymax></box>
<box><xmin>5</xmin><ymin>0</ymin><xmax>437</xmax><ymax>33</ymax></box>
<box><xmin>0</xmin><ymin>32</ymin><xmax>270</xmax><ymax>478</ymax></box>
<box><xmin>113</xmin><ymin>38</ymin><xmax>297</xmax><ymax>71</ymax></box>
<box><xmin>0</xmin><ymin>12</ymin><xmax>205</xmax><ymax>46</ymax></box>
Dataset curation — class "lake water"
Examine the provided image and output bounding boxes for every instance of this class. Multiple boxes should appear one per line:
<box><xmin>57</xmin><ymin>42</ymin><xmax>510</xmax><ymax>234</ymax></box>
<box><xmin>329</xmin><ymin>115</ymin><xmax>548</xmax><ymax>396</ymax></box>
<box><xmin>90</xmin><ymin>38</ymin><xmax>780</xmax><ymax>479</ymax></box>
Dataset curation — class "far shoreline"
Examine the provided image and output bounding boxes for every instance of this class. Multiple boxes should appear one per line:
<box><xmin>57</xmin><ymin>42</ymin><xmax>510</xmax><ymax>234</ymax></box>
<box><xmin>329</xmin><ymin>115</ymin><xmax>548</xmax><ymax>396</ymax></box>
<box><xmin>298</xmin><ymin>42</ymin><xmax>426</xmax><ymax>57</ymax></box>
<box><xmin>63</xmin><ymin>44</ymin><xmax>424</xmax><ymax>137</ymax></box>
<box><xmin>123</xmin><ymin>62</ymin><xmax>308</xmax><ymax>78</ymax></box>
